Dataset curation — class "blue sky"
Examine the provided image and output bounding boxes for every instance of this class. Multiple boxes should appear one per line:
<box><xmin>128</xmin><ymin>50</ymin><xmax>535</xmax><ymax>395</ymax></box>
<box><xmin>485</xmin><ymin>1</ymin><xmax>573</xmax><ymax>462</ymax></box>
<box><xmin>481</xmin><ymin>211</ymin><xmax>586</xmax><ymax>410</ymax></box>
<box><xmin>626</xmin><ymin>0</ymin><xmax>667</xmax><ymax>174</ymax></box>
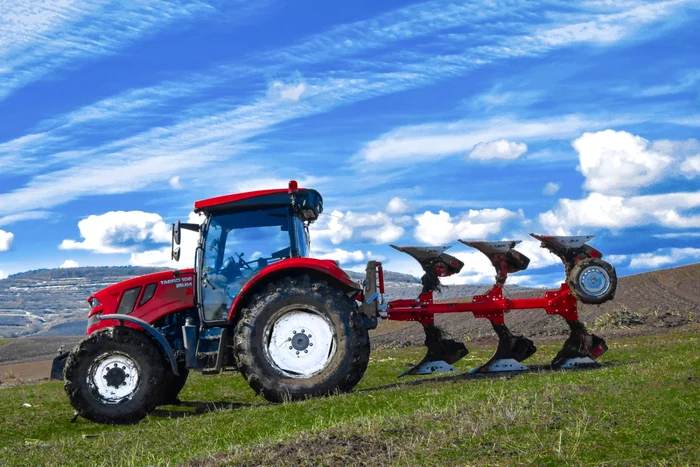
<box><xmin>0</xmin><ymin>0</ymin><xmax>699</xmax><ymax>286</ymax></box>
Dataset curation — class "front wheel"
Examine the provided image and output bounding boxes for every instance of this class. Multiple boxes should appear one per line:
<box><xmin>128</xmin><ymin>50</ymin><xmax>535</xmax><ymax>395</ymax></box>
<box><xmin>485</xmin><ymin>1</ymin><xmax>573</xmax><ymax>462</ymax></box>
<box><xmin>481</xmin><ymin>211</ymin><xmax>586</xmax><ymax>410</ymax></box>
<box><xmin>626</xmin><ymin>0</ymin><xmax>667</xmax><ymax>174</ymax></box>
<box><xmin>233</xmin><ymin>275</ymin><xmax>370</xmax><ymax>403</ymax></box>
<box><xmin>64</xmin><ymin>327</ymin><xmax>167</xmax><ymax>425</ymax></box>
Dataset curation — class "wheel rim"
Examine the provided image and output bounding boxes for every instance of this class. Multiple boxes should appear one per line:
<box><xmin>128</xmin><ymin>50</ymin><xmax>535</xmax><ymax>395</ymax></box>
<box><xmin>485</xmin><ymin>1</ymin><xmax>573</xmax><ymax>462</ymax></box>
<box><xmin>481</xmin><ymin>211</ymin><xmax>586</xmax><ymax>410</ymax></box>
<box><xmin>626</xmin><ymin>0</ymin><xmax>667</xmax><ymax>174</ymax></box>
<box><xmin>579</xmin><ymin>266</ymin><xmax>611</xmax><ymax>297</ymax></box>
<box><xmin>264</xmin><ymin>308</ymin><xmax>336</xmax><ymax>378</ymax></box>
<box><xmin>87</xmin><ymin>352</ymin><xmax>141</xmax><ymax>404</ymax></box>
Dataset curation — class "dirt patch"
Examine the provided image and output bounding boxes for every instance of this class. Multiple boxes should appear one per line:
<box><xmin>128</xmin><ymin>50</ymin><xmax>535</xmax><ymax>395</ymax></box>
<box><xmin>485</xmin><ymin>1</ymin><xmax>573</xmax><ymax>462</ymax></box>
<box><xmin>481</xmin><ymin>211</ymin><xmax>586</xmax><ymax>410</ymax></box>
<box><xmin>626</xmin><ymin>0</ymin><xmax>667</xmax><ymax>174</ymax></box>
<box><xmin>0</xmin><ymin>360</ymin><xmax>52</xmax><ymax>386</ymax></box>
<box><xmin>190</xmin><ymin>430</ymin><xmax>396</xmax><ymax>467</ymax></box>
<box><xmin>0</xmin><ymin>336</ymin><xmax>81</xmax><ymax>365</ymax></box>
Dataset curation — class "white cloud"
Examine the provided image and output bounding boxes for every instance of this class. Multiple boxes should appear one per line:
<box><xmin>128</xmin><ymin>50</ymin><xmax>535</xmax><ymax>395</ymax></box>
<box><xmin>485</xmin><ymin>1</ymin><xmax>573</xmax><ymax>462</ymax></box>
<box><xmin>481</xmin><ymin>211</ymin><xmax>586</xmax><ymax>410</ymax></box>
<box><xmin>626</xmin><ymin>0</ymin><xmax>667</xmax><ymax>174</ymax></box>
<box><xmin>0</xmin><ymin>230</ymin><xmax>14</xmax><ymax>251</ymax></box>
<box><xmin>356</xmin><ymin>114</ymin><xmax>614</xmax><ymax>165</ymax></box>
<box><xmin>539</xmin><ymin>191</ymin><xmax>700</xmax><ymax>233</ymax></box>
<box><xmin>542</xmin><ymin>182</ymin><xmax>560</xmax><ymax>195</ymax></box>
<box><xmin>361</xmin><ymin>224</ymin><xmax>405</xmax><ymax>244</ymax></box>
<box><xmin>574</xmin><ymin>130</ymin><xmax>673</xmax><ymax>195</ymax></box>
<box><xmin>628</xmin><ymin>247</ymin><xmax>700</xmax><ymax>269</ymax></box>
<box><xmin>169</xmin><ymin>176</ymin><xmax>183</xmax><ymax>189</ymax></box>
<box><xmin>313</xmin><ymin>248</ymin><xmax>371</xmax><ymax>265</ymax></box>
<box><xmin>0</xmin><ymin>1</ymin><xmax>217</xmax><ymax>100</ymax></box>
<box><xmin>311</xmin><ymin>209</ymin><xmax>404</xmax><ymax>245</ymax></box>
<box><xmin>0</xmin><ymin>211</ymin><xmax>52</xmax><ymax>227</ymax></box>
<box><xmin>0</xmin><ymin>270</ymin><xmax>7</xmax><ymax>280</ymax></box>
<box><xmin>414</xmin><ymin>208</ymin><xmax>516</xmax><ymax>245</ymax></box>
<box><xmin>467</xmin><ymin>139</ymin><xmax>527</xmax><ymax>161</ymax></box>
<box><xmin>680</xmin><ymin>156</ymin><xmax>700</xmax><ymax>177</ymax></box>
<box><xmin>269</xmin><ymin>80</ymin><xmax>307</xmax><ymax>101</ymax></box>
<box><xmin>386</xmin><ymin>197</ymin><xmax>409</xmax><ymax>214</ymax></box>
<box><xmin>129</xmin><ymin>211</ymin><xmax>204</xmax><ymax>267</ymax></box>
<box><xmin>59</xmin><ymin>260</ymin><xmax>80</xmax><ymax>269</ymax></box>
<box><xmin>59</xmin><ymin>211</ymin><xmax>172</xmax><ymax>254</ymax></box>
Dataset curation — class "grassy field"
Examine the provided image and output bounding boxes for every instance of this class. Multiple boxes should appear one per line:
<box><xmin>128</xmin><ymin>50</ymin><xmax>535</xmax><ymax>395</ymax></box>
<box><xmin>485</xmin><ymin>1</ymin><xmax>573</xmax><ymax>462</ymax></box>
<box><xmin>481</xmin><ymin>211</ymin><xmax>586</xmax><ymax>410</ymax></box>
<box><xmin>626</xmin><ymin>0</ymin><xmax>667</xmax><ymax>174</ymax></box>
<box><xmin>0</xmin><ymin>329</ymin><xmax>698</xmax><ymax>466</ymax></box>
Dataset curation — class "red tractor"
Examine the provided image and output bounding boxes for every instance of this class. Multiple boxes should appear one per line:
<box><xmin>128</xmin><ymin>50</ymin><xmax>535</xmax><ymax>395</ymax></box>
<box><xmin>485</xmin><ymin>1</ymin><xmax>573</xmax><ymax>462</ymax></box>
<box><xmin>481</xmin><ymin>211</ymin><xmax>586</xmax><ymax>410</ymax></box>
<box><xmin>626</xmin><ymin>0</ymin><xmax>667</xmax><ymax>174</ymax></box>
<box><xmin>53</xmin><ymin>181</ymin><xmax>617</xmax><ymax>425</ymax></box>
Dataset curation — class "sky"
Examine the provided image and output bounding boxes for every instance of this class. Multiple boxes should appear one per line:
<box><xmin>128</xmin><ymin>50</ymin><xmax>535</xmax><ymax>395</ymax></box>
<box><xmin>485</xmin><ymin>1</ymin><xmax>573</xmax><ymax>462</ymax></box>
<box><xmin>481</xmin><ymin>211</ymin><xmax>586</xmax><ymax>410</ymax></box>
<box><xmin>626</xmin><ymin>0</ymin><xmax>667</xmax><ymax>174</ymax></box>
<box><xmin>0</xmin><ymin>0</ymin><xmax>699</xmax><ymax>287</ymax></box>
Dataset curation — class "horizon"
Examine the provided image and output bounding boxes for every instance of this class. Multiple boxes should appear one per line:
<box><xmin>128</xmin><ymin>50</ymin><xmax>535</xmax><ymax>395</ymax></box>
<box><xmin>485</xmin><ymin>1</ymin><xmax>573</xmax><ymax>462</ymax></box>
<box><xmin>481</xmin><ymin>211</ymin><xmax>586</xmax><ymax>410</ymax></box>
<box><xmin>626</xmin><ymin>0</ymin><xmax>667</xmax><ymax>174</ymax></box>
<box><xmin>1</xmin><ymin>0</ymin><xmax>699</xmax><ymax>287</ymax></box>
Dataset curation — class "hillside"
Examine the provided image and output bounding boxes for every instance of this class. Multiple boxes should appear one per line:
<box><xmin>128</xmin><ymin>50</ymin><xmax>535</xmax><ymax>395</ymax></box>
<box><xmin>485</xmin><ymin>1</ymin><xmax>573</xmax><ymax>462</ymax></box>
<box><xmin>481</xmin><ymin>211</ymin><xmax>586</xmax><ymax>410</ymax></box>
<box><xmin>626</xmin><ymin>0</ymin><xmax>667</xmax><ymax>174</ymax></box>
<box><xmin>0</xmin><ymin>267</ymin><xmax>167</xmax><ymax>338</ymax></box>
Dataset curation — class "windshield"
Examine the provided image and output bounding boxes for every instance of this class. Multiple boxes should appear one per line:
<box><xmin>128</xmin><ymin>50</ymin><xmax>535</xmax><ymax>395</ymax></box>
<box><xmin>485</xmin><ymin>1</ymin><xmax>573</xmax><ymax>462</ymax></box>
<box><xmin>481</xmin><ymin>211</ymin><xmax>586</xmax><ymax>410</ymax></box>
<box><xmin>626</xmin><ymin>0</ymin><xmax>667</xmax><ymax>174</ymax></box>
<box><xmin>200</xmin><ymin>207</ymin><xmax>292</xmax><ymax>320</ymax></box>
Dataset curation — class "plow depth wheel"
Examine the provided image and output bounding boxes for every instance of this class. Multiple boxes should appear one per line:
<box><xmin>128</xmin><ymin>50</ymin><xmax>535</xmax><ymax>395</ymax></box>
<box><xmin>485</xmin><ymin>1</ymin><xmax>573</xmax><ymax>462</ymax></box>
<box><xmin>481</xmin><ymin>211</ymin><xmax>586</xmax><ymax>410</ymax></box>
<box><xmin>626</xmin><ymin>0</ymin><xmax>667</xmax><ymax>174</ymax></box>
<box><xmin>234</xmin><ymin>275</ymin><xmax>370</xmax><ymax>403</ymax></box>
<box><xmin>568</xmin><ymin>258</ymin><xmax>617</xmax><ymax>305</ymax></box>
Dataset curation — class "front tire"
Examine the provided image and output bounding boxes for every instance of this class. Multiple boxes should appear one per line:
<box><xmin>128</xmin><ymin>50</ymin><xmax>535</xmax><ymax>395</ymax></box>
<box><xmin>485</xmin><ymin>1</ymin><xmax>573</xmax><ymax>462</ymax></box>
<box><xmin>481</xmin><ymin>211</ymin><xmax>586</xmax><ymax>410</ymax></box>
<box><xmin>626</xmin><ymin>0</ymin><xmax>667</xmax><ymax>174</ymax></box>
<box><xmin>233</xmin><ymin>275</ymin><xmax>370</xmax><ymax>403</ymax></box>
<box><xmin>159</xmin><ymin>356</ymin><xmax>189</xmax><ymax>405</ymax></box>
<box><xmin>64</xmin><ymin>327</ymin><xmax>166</xmax><ymax>425</ymax></box>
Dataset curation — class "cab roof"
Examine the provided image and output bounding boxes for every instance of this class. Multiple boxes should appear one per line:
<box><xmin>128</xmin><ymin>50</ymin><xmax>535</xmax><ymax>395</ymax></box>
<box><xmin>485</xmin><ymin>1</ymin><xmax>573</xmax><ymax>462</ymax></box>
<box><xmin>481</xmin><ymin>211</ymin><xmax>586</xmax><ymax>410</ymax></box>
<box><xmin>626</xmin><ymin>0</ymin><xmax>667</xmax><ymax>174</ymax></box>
<box><xmin>193</xmin><ymin>181</ymin><xmax>323</xmax><ymax>219</ymax></box>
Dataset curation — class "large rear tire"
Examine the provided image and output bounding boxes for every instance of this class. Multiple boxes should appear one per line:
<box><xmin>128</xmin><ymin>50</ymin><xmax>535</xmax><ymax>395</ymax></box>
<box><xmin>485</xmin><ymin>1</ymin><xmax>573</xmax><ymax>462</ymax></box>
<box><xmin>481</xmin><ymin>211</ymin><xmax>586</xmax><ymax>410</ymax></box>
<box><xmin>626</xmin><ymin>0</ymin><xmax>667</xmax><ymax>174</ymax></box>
<box><xmin>233</xmin><ymin>275</ymin><xmax>370</xmax><ymax>403</ymax></box>
<box><xmin>64</xmin><ymin>327</ymin><xmax>166</xmax><ymax>425</ymax></box>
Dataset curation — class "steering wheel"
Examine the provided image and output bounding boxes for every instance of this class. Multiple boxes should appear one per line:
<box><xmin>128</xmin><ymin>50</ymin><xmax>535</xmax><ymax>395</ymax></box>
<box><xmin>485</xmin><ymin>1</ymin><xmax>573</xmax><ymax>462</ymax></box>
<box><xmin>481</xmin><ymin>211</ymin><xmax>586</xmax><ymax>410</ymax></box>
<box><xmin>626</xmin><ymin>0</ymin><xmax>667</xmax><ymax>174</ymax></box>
<box><xmin>236</xmin><ymin>252</ymin><xmax>254</xmax><ymax>270</ymax></box>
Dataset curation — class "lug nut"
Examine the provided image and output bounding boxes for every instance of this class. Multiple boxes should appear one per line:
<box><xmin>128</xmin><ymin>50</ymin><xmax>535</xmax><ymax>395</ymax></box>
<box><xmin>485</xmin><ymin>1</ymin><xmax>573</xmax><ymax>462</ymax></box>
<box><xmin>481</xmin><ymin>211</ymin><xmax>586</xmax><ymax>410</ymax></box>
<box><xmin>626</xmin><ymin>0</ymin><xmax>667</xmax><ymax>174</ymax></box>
<box><xmin>289</xmin><ymin>346</ymin><xmax>292</xmax><ymax>349</ymax></box>
<box><xmin>304</xmin><ymin>350</ymin><xmax>308</xmax><ymax>353</ymax></box>
<box><xmin>310</xmin><ymin>343</ymin><xmax>313</xmax><ymax>346</ymax></box>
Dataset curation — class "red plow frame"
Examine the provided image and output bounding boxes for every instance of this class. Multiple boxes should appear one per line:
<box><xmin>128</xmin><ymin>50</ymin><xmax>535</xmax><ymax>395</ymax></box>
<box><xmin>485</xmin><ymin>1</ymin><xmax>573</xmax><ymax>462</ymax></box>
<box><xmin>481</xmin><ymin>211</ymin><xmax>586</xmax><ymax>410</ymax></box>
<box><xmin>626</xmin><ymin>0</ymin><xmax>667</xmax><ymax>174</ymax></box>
<box><xmin>362</xmin><ymin>234</ymin><xmax>617</xmax><ymax>376</ymax></box>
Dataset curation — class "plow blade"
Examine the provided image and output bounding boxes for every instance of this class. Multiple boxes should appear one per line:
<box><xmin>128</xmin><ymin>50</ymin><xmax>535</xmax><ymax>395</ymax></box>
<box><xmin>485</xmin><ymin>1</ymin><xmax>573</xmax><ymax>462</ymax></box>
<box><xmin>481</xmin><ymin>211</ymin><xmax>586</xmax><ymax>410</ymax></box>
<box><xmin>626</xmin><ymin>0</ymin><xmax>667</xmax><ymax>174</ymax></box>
<box><xmin>468</xmin><ymin>323</ymin><xmax>537</xmax><ymax>374</ymax></box>
<box><xmin>551</xmin><ymin>320</ymin><xmax>608</xmax><ymax>369</ymax></box>
<box><xmin>399</xmin><ymin>323</ymin><xmax>469</xmax><ymax>377</ymax></box>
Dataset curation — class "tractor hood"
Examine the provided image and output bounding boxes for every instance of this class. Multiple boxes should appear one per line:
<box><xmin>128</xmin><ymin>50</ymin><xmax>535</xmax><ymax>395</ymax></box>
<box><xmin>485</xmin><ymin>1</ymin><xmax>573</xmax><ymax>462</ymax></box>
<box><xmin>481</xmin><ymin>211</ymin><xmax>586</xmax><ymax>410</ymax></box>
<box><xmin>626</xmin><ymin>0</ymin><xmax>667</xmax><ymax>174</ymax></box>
<box><xmin>87</xmin><ymin>269</ymin><xmax>196</xmax><ymax>332</ymax></box>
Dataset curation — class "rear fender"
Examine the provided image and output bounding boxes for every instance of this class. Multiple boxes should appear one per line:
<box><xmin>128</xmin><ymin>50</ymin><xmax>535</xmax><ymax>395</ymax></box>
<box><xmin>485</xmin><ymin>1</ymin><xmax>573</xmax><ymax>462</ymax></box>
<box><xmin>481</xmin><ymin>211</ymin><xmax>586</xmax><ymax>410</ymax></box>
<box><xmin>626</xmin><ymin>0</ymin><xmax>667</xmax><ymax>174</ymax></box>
<box><xmin>227</xmin><ymin>258</ymin><xmax>361</xmax><ymax>323</ymax></box>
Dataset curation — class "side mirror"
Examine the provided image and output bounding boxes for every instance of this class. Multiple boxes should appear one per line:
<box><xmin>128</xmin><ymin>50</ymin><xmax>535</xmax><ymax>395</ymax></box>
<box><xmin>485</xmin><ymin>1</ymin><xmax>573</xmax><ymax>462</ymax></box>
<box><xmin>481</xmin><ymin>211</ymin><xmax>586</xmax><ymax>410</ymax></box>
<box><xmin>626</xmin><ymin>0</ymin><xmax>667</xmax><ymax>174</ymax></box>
<box><xmin>172</xmin><ymin>246</ymin><xmax>181</xmax><ymax>262</ymax></box>
<box><xmin>172</xmin><ymin>221</ymin><xmax>181</xmax><ymax>246</ymax></box>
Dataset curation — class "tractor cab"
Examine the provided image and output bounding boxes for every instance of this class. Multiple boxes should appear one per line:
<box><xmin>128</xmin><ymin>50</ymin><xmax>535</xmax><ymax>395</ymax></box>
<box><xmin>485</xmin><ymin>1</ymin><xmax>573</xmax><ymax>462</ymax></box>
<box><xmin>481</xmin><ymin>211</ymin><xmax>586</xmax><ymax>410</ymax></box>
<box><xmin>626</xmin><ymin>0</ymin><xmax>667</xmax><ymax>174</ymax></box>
<box><xmin>172</xmin><ymin>181</ymin><xmax>323</xmax><ymax>324</ymax></box>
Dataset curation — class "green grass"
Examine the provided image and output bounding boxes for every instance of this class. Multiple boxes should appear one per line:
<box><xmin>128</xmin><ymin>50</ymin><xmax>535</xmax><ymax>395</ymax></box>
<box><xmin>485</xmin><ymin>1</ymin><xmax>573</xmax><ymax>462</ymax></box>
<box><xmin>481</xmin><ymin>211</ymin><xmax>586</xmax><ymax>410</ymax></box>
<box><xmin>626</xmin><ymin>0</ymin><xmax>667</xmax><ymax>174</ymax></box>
<box><xmin>1</xmin><ymin>330</ymin><xmax>698</xmax><ymax>466</ymax></box>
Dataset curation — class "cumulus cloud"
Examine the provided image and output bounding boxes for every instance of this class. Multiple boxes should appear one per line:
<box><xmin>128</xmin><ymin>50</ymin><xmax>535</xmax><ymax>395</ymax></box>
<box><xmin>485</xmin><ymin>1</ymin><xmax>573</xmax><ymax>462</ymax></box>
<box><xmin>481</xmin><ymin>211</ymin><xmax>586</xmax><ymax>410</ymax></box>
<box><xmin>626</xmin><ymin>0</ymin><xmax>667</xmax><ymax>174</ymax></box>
<box><xmin>573</xmin><ymin>130</ymin><xmax>672</xmax><ymax>195</ymax></box>
<box><xmin>386</xmin><ymin>197</ymin><xmax>409</xmax><ymax>214</ymax></box>
<box><xmin>542</xmin><ymin>182</ymin><xmax>560</xmax><ymax>195</ymax></box>
<box><xmin>313</xmin><ymin>248</ymin><xmax>373</xmax><ymax>265</ymax></box>
<box><xmin>60</xmin><ymin>211</ymin><xmax>171</xmax><ymax>253</ymax></box>
<box><xmin>60</xmin><ymin>260</ymin><xmax>80</xmax><ymax>268</ymax></box>
<box><xmin>680</xmin><ymin>156</ymin><xmax>700</xmax><ymax>177</ymax></box>
<box><xmin>467</xmin><ymin>139</ymin><xmax>527</xmax><ymax>161</ymax></box>
<box><xmin>414</xmin><ymin>208</ymin><xmax>516</xmax><ymax>245</ymax></box>
<box><xmin>539</xmin><ymin>192</ymin><xmax>700</xmax><ymax>234</ymax></box>
<box><xmin>311</xmin><ymin>210</ymin><xmax>405</xmax><ymax>245</ymax></box>
<box><xmin>0</xmin><ymin>270</ymin><xmax>7</xmax><ymax>280</ymax></box>
<box><xmin>170</xmin><ymin>176</ymin><xmax>183</xmax><ymax>189</ymax></box>
<box><xmin>628</xmin><ymin>247</ymin><xmax>700</xmax><ymax>269</ymax></box>
<box><xmin>361</xmin><ymin>224</ymin><xmax>404</xmax><ymax>244</ymax></box>
<box><xmin>0</xmin><ymin>229</ymin><xmax>13</xmax><ymax>251</ymax></box>
<box><xmin>269</xmin><ymin>80</ymin><xmax>307</xmax><ymax>101</ymax></box>
<box><xmin>129</xmin><ymin>211</ymin><xmax>204</xmax><ymax>267</ymax></box>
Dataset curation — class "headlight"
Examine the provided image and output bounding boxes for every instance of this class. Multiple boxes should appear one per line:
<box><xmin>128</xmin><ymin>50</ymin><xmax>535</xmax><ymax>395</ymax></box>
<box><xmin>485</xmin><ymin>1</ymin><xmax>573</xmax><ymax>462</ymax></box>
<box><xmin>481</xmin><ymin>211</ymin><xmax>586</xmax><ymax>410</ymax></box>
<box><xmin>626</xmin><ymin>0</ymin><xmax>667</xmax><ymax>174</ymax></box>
<box><xmin>89</xmin><ymin>297</ymin><xmax>102</xmax><ymax>309</ymax></box>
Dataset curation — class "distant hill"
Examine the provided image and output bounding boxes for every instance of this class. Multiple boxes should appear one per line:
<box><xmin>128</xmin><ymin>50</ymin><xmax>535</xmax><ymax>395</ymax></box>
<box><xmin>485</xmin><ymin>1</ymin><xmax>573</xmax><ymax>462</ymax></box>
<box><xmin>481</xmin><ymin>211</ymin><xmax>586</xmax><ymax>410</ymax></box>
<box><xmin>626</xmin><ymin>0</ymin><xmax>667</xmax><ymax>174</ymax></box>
<box><xmin>0</xmin><ymin>266</ymin><xmax>167</xmax><ymax>338</ymax></box>
<box><xmin>0</xmin><ymin>265</ymin><xmax>420</xmax><ymax>338</ymax></box>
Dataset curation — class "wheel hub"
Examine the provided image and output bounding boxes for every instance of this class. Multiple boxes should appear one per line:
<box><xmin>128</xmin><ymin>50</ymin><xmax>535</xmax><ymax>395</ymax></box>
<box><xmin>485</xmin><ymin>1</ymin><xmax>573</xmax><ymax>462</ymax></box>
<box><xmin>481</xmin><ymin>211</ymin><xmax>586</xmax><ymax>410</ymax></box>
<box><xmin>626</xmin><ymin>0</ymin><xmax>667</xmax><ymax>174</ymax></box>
<box><xmin>104</xmin><ymin>366</ymin><xmax>127</xmax><ymax>388</ymax></box>
<box><xmin>580</xmin><ymin>266</ymin><xmax>610</xmax><ymax>296</ymax></box>
<box><xmin>291</xmin><ymin>331</ymin><xmax>310</xmax><ymax>351</ymax></box>
<box><xmin>87</xmin><ymin>353</ymin><xmax>140</xmax><ymax>404</ymax></box>
<box><xmin>266</xmin><ymin>309</ymin><xmax>336</xmax><ymax>378</ymax></box>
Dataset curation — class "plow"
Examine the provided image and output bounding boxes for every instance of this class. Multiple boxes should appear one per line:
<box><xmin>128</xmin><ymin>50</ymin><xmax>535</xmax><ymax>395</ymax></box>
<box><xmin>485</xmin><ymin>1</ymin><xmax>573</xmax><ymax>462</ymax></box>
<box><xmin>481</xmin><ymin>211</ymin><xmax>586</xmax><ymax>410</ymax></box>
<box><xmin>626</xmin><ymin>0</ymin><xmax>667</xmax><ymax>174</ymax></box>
<box><xmin>51</xmin><ymin>181</ymin><xmax>617</xmax><ymax>424</ymax></box>
<box><xmin>363</xmin><ymin>235</ymin><xmax>615</xmax><ymax>377</ymax></box>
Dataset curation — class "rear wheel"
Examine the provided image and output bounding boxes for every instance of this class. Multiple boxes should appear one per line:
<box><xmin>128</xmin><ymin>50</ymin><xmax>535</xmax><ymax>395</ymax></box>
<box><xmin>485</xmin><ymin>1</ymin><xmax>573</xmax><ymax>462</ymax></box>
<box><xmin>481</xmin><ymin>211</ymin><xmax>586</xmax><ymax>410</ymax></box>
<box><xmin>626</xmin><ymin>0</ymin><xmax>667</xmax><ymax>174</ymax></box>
<box><xmin>234</xmin><ymin>275</ymin><xmax>370</xmax><ymax>402</ymax></box>
<box><xmin>568</xmin><ymin>258</ymin><xmax>617</xmax><ymax>305</ymax></box>
<box><xmin>64</xmin><ymin>327</ymin><xmax>166</xmax><ymax>425</ymax></box>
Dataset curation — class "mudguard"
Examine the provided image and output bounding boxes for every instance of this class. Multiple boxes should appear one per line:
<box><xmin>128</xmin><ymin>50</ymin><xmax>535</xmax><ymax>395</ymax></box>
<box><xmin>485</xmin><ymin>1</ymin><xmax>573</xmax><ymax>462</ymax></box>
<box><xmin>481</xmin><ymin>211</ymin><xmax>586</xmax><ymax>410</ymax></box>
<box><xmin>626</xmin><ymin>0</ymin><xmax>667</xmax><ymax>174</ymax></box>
<box><xmin>227</xmin><ymin>258</ymin><xmax>361</xmax><ymax>322</ymax></box>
